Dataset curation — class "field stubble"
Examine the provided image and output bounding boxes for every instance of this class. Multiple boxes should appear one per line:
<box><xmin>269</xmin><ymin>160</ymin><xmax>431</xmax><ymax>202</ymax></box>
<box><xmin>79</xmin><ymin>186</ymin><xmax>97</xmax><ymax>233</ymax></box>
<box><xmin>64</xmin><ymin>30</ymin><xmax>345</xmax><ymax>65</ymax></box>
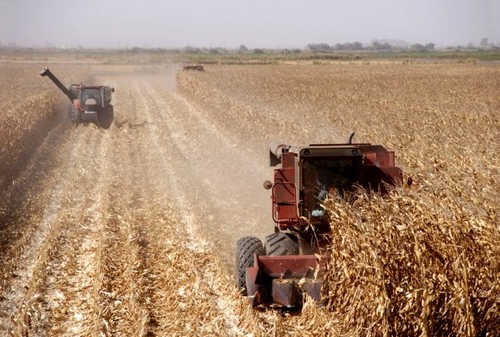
<box><xmin>0</xmin><ymin>61</ymin><xmax>498</xmax><ymax>336</ymax></box>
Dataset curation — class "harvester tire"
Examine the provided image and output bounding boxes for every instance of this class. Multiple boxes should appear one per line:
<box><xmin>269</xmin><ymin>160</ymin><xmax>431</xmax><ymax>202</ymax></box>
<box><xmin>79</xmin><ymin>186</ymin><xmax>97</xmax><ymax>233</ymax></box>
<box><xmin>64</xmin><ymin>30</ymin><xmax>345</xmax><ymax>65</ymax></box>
<box><xmin>98</xmin><ymin>105</ymin><xmax>114</xmax><ymax>129</ymax></box>
<box><xmin>265</xmin><ymin>233</ymin><xmax>299</xmax><ymax>256</ymax></box>
<box><xmin>236</xmin><ymin>236</ymin><xmax>264</xmax><ymax>295</ymax></box>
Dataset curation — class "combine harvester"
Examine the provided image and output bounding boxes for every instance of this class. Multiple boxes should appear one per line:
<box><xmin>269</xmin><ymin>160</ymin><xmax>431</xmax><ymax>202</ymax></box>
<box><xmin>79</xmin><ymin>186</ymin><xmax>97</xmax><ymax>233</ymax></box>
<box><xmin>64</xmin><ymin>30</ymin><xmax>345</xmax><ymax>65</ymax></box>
<box><xmin>236</xmin><ymin>133</ymin><xmax>404</xmax><ymax>308</ymax></box>
<box><xmin>40</xmin><ymin>68</ymin><xmax>114</xmax><ymax>128</ymax></box>
<box><xmin>182</xmin><ymin>64</ymin><xmax>205</xmax><ymax>71</ymax></box>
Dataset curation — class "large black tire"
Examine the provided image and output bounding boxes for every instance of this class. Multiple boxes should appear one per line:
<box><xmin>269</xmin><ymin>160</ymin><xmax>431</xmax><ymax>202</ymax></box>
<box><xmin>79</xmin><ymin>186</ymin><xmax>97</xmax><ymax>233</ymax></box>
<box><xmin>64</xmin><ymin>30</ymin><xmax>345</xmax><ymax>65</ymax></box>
<box><xmin>98</xmin><ymin>105</ymin><xmax>114</xmax><ymax>129</ymax></box>
<box><xmin>265</xmin><ymin>233</ymin><xmax>299</xmax><ymax>256</ymax></box>
<box><xmin>236</xmin><ymin>236</ymin><xmax>264</xmax><ymax>294</ymax></box>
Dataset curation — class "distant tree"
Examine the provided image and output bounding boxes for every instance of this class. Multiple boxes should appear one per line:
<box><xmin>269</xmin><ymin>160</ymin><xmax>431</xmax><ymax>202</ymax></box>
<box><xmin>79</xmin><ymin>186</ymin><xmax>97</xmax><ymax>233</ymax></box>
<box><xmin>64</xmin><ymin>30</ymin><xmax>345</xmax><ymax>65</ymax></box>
<box><xmin>291</xmin><ymin>49</ymin><xmax>302</xmax><ymax>54</ymax></box>
<box><xmin>480</xmin><ymin>38</ymin><xmax>489</xmax><ymax>47</ymax></box>
<box><xmin>372</xmin><ymin>41</ymin><xmax>392</xmax><ymax>50</ymax></box>
<box><xmin>411</xmin><ymin>43</ymin><xmax>425</xmax><ymax>51</ymax></box>
<box><xmin>344</xmin><ymin>43</ymin><xmax>354</xmax><ymax>50</ymax></box>
<box><xmin>184</xmin><ymin>46</ymin><xmax>200</xmax><ymax>53</ymax></box>
<box><xmin>337</xmin><ymin>42</ymin><xmax>364</xmax><ymax>50</ymax></box>
<box><xmin>307</xmin><ymin>43</ymin><xmax>332</xmax><ymax>52</ymax></box>
<box><xmin>254</xmin><ymin>48</ymin><xmax>265</xmax><ymax>54</ymax></box>
<box><xmin>352</xmin><ymin>41</ymin><xmax>363</xmax><ymax>50</ymax></box>
<box><xmin>239</xmin><ymin>44</ymin><xmax>248</xmax><ymax>53</ymax></box>
<box><xmin>425</xmin><ymin>43</ymin><xmax>435</xmax><ymax>51</ymax></box>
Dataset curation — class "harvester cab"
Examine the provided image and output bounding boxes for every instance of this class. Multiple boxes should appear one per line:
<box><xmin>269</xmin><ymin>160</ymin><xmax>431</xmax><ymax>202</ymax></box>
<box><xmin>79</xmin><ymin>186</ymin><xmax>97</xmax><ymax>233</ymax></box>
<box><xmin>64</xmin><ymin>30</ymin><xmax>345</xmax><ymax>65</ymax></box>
<box><xmin>40</xmin><ymin>68</ymin><xmax>114</xmax><ymax>128</ymax></box>
<box><xmin>236</xmin><ymin>134</ymin><xmax>402</xmax><ymax>308</ymax></box>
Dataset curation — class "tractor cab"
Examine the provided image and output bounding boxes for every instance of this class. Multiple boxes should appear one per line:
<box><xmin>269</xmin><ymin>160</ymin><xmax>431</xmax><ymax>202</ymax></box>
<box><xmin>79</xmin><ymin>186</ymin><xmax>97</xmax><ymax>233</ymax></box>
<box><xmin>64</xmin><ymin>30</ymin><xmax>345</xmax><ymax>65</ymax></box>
<box><xmin>300</xmin><ymin>147</ymin><xmax>362</xmax><ymax>219</ymax></box>
<box><xmin>267</xmin><ymin>142</ymin><xmax>402</xmax><ymax>233</ymax></box>
<box><xmin>81</xmin><ymin>88</ymin><xmax>101</xmax><ymax>106</ymax></box>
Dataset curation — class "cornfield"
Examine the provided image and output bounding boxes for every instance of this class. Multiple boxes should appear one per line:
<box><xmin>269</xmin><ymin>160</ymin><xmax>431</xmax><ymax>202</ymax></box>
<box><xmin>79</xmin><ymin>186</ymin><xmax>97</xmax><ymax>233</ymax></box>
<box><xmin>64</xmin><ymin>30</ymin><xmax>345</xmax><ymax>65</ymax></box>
<box><xmin>0</xmin><ymin>58</ymin><xmax>499</xmax><ymax>336</ymax></box>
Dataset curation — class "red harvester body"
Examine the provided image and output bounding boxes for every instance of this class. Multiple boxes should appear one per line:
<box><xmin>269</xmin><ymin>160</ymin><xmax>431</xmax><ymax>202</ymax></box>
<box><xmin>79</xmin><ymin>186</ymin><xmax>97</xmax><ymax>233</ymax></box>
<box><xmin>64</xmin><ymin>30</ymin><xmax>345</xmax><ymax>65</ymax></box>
<box><xmin>236</xmin><ymin>134</ymin><xmax>403</xmax><ymax>308</ymax></box>
<box><xmin>40</xmin><ymin>67</ymin><xmax>114</xmax><ymax>128</ymax></box>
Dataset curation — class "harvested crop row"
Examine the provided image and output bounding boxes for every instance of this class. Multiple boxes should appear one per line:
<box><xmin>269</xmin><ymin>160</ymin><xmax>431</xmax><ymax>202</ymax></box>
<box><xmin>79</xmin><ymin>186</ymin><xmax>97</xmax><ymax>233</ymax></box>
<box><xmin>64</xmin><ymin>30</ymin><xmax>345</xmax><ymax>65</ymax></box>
<box><xmin>0</xmin><ymin>63</ymin><xmax>90</xmax><ymax>189</ymax></box>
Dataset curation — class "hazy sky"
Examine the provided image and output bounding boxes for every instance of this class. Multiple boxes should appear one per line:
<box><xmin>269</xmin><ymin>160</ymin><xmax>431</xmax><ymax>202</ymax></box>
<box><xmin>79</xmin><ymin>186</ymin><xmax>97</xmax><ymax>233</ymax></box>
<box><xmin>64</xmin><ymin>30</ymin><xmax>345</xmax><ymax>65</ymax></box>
<box><xmin>1</xmin><ymin>0</ymin><xmax>499</xmax><ymax>49</ymax></box>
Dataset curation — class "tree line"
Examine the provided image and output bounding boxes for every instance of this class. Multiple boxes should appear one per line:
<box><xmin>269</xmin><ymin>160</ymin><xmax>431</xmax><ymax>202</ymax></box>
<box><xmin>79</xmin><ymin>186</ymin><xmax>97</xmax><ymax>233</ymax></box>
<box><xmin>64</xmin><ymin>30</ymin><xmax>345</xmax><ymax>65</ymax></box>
<box><xmin>307</xmin><ymin>41</ymin><xmax>436</xmax><ymax>52</ymax></box>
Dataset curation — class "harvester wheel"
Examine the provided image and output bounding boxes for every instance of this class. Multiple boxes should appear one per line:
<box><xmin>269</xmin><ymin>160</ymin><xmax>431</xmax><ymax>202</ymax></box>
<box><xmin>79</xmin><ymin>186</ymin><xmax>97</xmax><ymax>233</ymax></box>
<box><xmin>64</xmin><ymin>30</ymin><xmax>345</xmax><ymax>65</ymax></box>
<box><xmin>265</xmin><ymin>233</ymin><xmax>299</xmax><ymax>256</ymax></box>
<box><xmin>236</xmin><ymin>236</ymin><xmax>264</xmax><ymax>295</ymax></box>
<box><xmin>98</xmin><ymin>105</ymin><xmax>114</xmax><ymax>129</ymax></box>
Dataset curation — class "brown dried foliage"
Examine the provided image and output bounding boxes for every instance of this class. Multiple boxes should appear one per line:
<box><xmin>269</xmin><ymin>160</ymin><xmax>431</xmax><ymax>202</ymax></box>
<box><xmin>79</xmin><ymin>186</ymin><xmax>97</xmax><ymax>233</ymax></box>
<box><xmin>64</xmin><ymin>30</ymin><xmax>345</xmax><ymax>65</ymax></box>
<box><xmin>0</xmin><ymin>61</ymin><xmax>498</xmax><ymax>336</ymax></box>
<box><xmin>0</xmin><ymin>63</ymin><xmax>88</xmax><ymax>188</ymax></box>
<box><xmin>178</xmin><ymin>63</ymin><xmax>500</xmax><ymax>335</ymax></box>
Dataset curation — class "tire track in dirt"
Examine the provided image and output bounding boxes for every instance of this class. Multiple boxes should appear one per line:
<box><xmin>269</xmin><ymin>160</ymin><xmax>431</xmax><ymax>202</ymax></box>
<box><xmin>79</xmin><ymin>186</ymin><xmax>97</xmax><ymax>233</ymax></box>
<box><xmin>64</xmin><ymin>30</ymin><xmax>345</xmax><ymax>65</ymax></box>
<box><xmin>1</xmin><ymin>106</ymin><xmax>151</xmax><ymax>336</ymax></box>
<box><xmin>5</xmin><ymin>127</ymin><xmax>110</xmax><ymax>336</ymax></box>
<box><xmin>0</xmin><ymin>124</ymin><xmax>79</xmax><ymax>335</ymax></box>
<box><xmin>125</xmin><ymin>77</ymin><xmax>251</xmax><ymax>333</ymax></box>
<box><xmin>96</xmin><ymin>85</ymin><xmax>154</xmax><ymax>336</ymax></box>
<box><xmin>37</xmin><ymin>127</ymin><xmax>110</xmax><ymax>336</ymax></box>
<box><xmin>132</xmin><ymin>78</ymin><xmax>210</xmax><ymax>250</ymax></box>
<box><xmin>1</xmin><ymin>66</ymin><xmax>271</xmax><ymax>336</ymax></box>
<box><xmin>30</xmin><ymin>130</ymin><xmax>99</xmax><ymax>336</ymax></box>
<box><xmin>118</xmin><ymin>82</ymin><xmax>197</xmax><ymax>335</ymax></box>
<box><xmin>134</xmin><ymin>78</ymin><xmax>272</xmax><ymax>257</ymax></box>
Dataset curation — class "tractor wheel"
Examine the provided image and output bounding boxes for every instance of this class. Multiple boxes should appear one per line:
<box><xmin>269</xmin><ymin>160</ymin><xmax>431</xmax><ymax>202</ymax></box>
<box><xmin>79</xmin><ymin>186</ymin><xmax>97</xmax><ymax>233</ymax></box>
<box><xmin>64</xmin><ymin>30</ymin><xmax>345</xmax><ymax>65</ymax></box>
<box><xmin>98</xmin><ymin>105</ymin><xmax>114</xmax><ymax>129</ymax></box>
<box><xmin>265</xmin><ymin>233</ymin><xmax>299</xmax><ymax>256</ymax></box>
<box><xmin>236</xmin><ymin>236</ymin><xmax>264</xmax><ymax>295</ymax></box>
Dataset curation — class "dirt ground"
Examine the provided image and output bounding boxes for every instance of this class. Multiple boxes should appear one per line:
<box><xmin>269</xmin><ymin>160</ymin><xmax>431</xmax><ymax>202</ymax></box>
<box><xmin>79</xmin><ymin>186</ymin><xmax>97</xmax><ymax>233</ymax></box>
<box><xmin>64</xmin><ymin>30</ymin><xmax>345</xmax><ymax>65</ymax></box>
<box><xmin>0</xmin><ymin>60</ymin><xmax>498</xmax><ymax>336</ymax></box>
<box><xmin>0</xmin><ymin>63</ymin><xmax>279</xmax><ymax>336</ymax></box>
<box><xmin>2</xmin><ymin>61</ymin><xmax>345</xmax><ymax>336</ymax></box>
